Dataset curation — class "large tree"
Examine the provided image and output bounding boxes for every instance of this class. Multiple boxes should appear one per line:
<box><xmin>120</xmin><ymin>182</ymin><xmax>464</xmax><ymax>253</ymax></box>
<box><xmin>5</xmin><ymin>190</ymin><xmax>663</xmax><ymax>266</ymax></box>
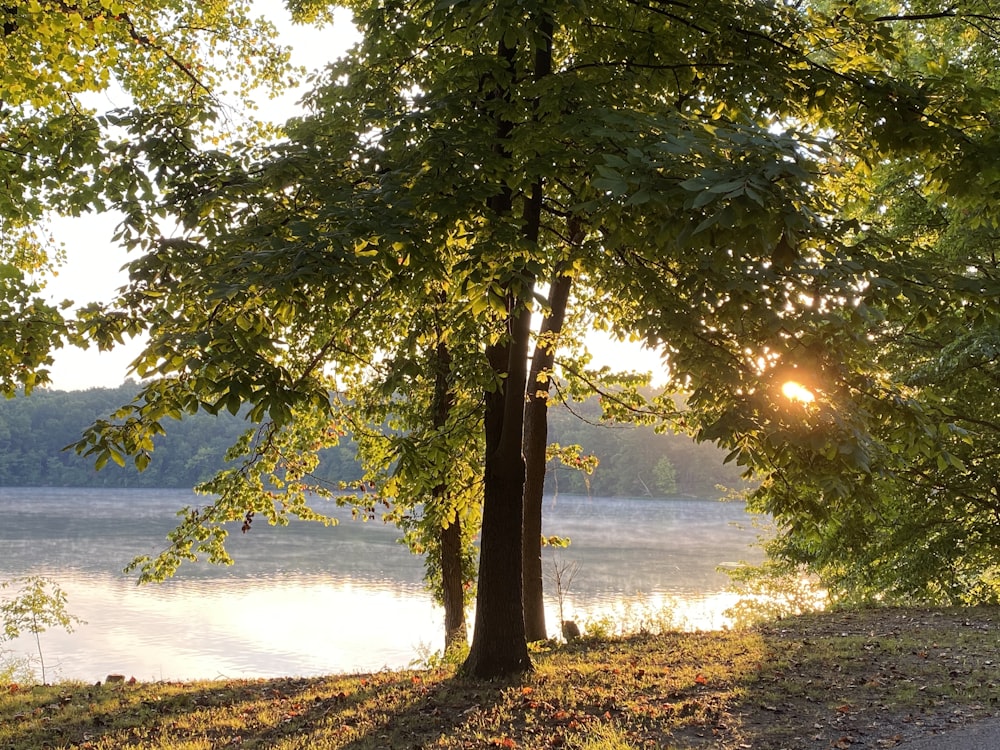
<box><xmin>74</xmin><ymin>0</ymin><xmax>999</xmax><ymax>678</ymax></box>
<box><xmin>742</xmin><ymin>4</ymin><xmax>1000</xmax><ymax>605</ymax></box>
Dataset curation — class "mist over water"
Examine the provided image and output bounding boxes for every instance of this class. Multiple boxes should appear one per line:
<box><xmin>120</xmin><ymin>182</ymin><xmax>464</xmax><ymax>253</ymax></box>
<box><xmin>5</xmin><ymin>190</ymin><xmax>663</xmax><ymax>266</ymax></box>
<box><xmin>0</xmin><ymin>488</ymin><xmax>763</xmax><ymax>681</ymax></box>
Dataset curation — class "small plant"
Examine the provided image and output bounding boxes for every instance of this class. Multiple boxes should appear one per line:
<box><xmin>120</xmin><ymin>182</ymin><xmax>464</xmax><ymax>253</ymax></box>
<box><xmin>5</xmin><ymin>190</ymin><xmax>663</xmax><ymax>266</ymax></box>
<box><xmin>410</xmin><ymin>638</ymin><xmax>469</xmax><ymax>670</ymax></box>
<box><xmin>546</xmin><ymin>551</ymin><xmax>580</xmax><ymax>640</ymax></box>
<box><xmin>0</xmin><ymin>648</ymin><xmax>33</xmax><ymax>686</ymax></box>
<box><xmin>1</xmin><ymin>576</ymin><xmax>85</xmax><ymax>684</ymax></box>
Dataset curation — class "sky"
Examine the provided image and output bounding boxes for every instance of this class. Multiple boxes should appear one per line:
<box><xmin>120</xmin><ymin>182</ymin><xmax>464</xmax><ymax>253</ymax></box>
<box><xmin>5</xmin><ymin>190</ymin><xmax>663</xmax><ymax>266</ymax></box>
<box><xmin>40</xmin><ymin>2</ymin><xmax>662</xmax><ymax>391</ymax></box>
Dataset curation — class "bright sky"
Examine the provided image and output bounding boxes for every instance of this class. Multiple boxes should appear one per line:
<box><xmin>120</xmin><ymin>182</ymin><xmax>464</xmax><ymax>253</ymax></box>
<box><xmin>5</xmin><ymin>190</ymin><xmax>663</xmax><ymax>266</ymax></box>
<box><xmin>41</xmin><ymin>2</ymin><xmax>662</xmax><ymax>391</ymax></box>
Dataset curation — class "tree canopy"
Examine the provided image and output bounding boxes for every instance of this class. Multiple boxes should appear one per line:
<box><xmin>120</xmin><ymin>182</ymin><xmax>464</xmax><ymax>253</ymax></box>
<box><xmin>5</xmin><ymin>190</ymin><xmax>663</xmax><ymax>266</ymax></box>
<box><xmin>50</xmin><ymin>0</ymin><xmax>1000</xmax><ymax>676</ymax></box>
<box><xmin>747</xmin><ymin>3</ymin><xmax>1000</xmax><ymax>606</ymax></box>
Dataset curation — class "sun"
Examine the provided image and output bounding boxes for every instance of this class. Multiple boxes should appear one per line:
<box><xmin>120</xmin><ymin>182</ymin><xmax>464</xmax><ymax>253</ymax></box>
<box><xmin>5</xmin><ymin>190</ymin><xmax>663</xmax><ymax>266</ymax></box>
<box><xmin>781</xmin><ymin>380</ymin><xmax>815</xmax><ymax>404</ymax></box>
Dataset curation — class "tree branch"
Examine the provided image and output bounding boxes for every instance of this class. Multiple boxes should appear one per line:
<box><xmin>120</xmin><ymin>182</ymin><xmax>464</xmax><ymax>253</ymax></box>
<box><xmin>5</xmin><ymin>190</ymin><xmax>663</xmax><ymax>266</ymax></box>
<box><xmin>118</xmin><ymin>12</ymin><xmax>215</xmax><ymax>98</ymax></box>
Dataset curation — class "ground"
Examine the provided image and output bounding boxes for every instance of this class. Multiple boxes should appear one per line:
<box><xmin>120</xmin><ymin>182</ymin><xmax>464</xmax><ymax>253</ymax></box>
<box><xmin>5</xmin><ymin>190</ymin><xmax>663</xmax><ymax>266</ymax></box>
<box><xmin>1</xmin><ymin>606</ymin><xmax>997</xmax><ymax>749</ymax></box>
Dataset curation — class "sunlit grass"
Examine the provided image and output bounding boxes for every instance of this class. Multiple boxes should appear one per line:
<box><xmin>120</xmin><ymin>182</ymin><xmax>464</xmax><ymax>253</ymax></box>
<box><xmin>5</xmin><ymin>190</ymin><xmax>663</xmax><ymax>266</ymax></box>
<box><xmin>567</xmin><ymin>722</ymin><xmax>638</xmax><ymax>749</ymax></box>
<box><xmin>1</xmin><ymin>606</ymin><xmax>998</xmax><ymax>749</ymax></box>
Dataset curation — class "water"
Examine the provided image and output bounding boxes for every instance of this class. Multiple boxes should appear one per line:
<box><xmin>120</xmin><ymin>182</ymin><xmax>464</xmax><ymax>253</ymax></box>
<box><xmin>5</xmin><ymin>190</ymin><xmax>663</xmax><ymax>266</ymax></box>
<box><xmin>0</xmin><ymin>487</ymin><xmax>764</xmax><ymax>681</ymax></box>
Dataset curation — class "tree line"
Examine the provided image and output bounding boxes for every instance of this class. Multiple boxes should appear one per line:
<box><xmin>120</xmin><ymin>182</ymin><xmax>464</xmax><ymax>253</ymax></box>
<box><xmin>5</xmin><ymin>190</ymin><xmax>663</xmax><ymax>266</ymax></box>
<box><xmin>0</xmin><ymin>383</ymin><xmax>745</xmax><ymax>497</ymax></box>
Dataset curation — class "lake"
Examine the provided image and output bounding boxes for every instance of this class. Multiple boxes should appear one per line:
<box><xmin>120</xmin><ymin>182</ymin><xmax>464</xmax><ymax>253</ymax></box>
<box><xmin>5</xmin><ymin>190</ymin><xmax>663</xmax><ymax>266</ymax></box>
<box><xmin>0</xmin><ymin>487</ymin><xmax>764</xmax><ymax>682</ymax></box>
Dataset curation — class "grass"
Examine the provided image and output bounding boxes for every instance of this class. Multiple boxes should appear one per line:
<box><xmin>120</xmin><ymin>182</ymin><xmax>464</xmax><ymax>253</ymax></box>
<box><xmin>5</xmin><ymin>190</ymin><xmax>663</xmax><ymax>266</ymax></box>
<box><xmin>1</xmin><ymin>606</ymin><xmax>997</xmax><ymax>749</ymax></box>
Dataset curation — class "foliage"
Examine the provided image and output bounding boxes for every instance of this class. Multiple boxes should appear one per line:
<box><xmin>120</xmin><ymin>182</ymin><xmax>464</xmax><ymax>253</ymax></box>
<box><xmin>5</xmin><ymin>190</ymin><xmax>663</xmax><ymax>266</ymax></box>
<box><xmin>124</xmin><ymin>407</ymin><xmax>351</xmax><ymax>581</ymax></box>
<box><xmin>0</xmin><ymin>382</ymin><xmax>362</xmax><ymax>488</ymax></box>
<box><xmin>66</xmin><ymin>0</ymin><xmax>1000</xmax><ymax>675</ymax></box>
<box><xmin>0</xmin><ymin>576</ymin><xmax>84</xmax><ymax>684</ymax></box>
<box><xmin>652</xmin><ymin>458</ymin><xmax>678</xmax><ymax>497</ymax></box>
<box><xmin>0</xmin><ymin>383</ymin><xmax>739</xmax><ymax>499</ymax></box>
<box><xmin>724</xmin><ymin>559</ymin><xmax>828</xmax><ymax>629</ymax></box>
<box><xmin>0</xmin><ymin>650</ymin><xmax>33</xmax><ymax>687</ymax></box>
<box><xmin>0</xmin><ymin>0</ymin><xmax>292</xmax><ymax>394</ymax></box>
<box><xmin>342</xmin><ymin>335</ymin><xmax>484</xmax><ymax>631</ymax></box>
<box><xmin>409</xmin><ymin>639</ymin><xmax>470</xmax><ymax>671</ymax></box>
<box><xmin>580</xmin><ymin>595</ymin><xmax>682</xmax><ymax>642</ymax></box>
<box><xmin>546</xmin><ymin>398</ymin><xmax>747</xmax><ymax>498</ymax></box>
<box><xmin>736</xmin><ymin>4</ymin><xmax>1000</xmax><ymax>607</ymax></box>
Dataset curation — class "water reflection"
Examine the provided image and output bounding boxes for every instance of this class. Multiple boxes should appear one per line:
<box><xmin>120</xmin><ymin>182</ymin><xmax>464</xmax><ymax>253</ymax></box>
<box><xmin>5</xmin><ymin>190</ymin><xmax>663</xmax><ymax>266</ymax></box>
<box><xmin>23</xmin><ymin>573</ymin><xmax>441</xmax><ymax>681</ymax></box>
<box><xmin>0</xmin><ymin>488</ymin><xmax>764</xmax><ymax>681</ymax></box>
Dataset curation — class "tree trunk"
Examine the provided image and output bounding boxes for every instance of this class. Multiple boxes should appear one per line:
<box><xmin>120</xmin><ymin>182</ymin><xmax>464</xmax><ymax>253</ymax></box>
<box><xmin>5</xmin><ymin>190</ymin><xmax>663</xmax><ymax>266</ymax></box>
<box><xmin>522</xmin><ymin>269</ymin><xmax>572</xmax><ymax>642</ymax></box>
<box><xmin>431</xmin><ymin>338</ymin><xmax>467</xmax><ymax>654</ymax></box>
<box><xmin>463</xmin><ymin>299</ymin><xmax>534</xmax><ymax>678</ymax></box>
<box><xmin>462</xmin><ymin>8</ymin><xmax>552</xmax><ymax>680</ymax></box>
<box><xmin>440</xmin><ymin>512</ymin><xmax>467</xmax><ymax>654</ymax></box>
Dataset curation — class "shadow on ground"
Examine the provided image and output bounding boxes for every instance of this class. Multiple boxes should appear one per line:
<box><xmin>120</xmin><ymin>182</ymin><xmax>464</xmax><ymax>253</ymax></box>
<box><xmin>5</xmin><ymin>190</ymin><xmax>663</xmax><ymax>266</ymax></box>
<box><xmin>1</xmin><ymin>607</ymin><xmax>997</xmax><ymax>749</ymax></box>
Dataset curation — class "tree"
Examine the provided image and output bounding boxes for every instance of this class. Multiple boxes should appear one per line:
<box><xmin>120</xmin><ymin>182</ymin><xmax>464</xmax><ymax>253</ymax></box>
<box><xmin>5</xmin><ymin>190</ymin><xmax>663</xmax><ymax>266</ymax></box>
<box><xmin>342</xmin><ymin>314</ymin><xmax>485</xmax><ymax>656</ymax></box>
<box><xmin>742</xmin><ymin>4</ymin><xmax>1000</xmax><ymax>604</ymax></box>
<box><xmin>543</xmin><ymin>394</ymin><xmax>746</xmax><ymax>498</ymax></box>
<box><xmin>1</xmin><ymin>576</ymin><xmax>84</xmax><ymax>684</ymax></box>
<box><xmin>653</xmin><ymin>457</ymin><xmax>678</xmax><ymax>496</ymax></box>
<box><xmin>74</xmin><ymin>0</ymin><xmax>1000</xmax><ymax>678</ymax></box>
<box><xmin>522</xmin><ymin>267</ymin><xmax>574</xmax><ymax>642</ymax></box>
<box><xmin>0</xmin><ymin>0</ymin><xmax>290</xmax><ymax>393</ymax></box>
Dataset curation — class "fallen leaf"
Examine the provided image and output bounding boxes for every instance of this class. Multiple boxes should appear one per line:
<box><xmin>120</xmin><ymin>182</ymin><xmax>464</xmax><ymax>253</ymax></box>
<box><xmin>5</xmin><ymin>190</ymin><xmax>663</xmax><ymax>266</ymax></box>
<box><xmin>876</xmin><ymin>736</ymin><xmax>903</xmax><ymax>747</ymax></box>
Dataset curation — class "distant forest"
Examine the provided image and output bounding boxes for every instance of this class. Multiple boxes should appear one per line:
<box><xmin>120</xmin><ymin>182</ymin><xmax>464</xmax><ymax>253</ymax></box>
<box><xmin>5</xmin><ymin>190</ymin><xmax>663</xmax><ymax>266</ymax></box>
<box><xmin>0</xmin><ymin>384</ymin><xmax>747</xmax><ymax>498</ymax></box>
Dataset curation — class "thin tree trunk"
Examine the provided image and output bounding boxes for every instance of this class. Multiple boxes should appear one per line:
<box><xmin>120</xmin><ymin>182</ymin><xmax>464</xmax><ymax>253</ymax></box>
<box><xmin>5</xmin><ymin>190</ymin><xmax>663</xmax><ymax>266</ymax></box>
<box><xmin>431</xmin><ymin>338</ymin><xmax>467</xmax><ymax>654</ymax></box>
<box><xmin>522</xmin><ymin>268</ymin><xmax>572</xmax><ymax>642</ymax></box>
<box><xmin>517</xmin><ymin>8</ymin><xmax>557</xmax><ymax>645</ymax></box>
<box><xmin>439</xmin><ymin>512</ymin><xmax>466</xmax><ymax>653</ymax></box>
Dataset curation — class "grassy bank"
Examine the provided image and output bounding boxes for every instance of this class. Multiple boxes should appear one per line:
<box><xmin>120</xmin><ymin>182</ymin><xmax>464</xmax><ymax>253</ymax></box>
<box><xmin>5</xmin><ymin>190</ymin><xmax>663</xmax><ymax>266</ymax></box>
<box><xmin>2</xmin><ymin>607</ymin><xmax>997</xmax><ymax>749</ymax></box>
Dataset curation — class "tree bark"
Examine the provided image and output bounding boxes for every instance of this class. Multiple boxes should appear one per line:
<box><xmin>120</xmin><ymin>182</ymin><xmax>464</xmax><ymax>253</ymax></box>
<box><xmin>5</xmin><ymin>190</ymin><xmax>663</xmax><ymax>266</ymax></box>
<box><xmin>440</xmin><ymin>512</ymin><xmax>467</xmax><ymax>654</ymax></box>
<box><xmin>463</xmin><ymin>297</ymin><xmax>534</xmax><ymax>677</ymax></box>
<box><xmin>516</xmin><ymin>8</ymin><xmax>557</xmax><ymax>645</ymax></box>
<box><xmin>431</xmin><ymin>338</ymin><xmax>467</xmax><ymax>654</ymax></box>
<box><xmin>522</xmin><ymin>269</ymin><xmax>572</xmax><ymax>642</ymax></box>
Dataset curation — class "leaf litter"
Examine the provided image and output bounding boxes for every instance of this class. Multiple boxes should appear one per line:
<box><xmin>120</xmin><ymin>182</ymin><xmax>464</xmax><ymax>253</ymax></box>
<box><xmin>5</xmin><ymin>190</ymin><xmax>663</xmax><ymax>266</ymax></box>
<box><xmin>0</xmin><ymin>606</ymin><xmax>996</xmax><ymax>749</ymax></box>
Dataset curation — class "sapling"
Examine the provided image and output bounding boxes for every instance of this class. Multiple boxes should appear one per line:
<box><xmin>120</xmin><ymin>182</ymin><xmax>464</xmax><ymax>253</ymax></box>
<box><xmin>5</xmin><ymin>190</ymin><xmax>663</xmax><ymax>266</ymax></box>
<box><xmin>1</xmin><ymin>576</ymin><xmax>85</xmax><ymax>684</ymax></box>
<box><xmin>546</xmin><ymin>553</ymin><xmax>580</xmax><ymax>641</ymax></box>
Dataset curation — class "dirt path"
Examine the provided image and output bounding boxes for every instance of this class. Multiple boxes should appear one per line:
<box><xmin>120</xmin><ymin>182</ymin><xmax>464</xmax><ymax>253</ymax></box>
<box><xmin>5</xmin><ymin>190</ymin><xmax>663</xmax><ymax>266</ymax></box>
<box><xmin>697</xmin><ymin>608</ymin><xmax>999</xmax><ymax>749</ymax></box>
